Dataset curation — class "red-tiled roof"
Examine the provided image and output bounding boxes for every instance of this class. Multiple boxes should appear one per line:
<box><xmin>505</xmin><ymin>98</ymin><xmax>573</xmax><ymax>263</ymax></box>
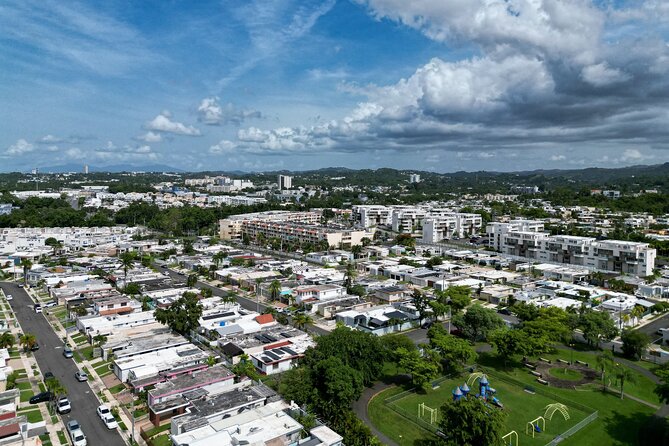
<box><xmin>255</xmin><ymin>314</ymin><xmax>274</xmax><ymax>325</ymax></box>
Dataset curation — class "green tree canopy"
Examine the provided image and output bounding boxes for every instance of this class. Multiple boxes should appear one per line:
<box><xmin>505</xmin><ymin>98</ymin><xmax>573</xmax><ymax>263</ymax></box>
<box><xmin>621</xmin><ymin>329</ymin><xmax>650</xmax><ymax>360</ymax></box>
<box><xmin>452</xmin><ymin>304</ymin><xmax>505</xmax><ymax>342</ymax></box>
<box><xmin>154</xmin><ymin>292</ymin><xmax>203</xmax><ymax>336</ymax></box>
<box><xmin>436</xmin><ymin>397</ymin><xmax>507</xmax><ymax>446</ymax></box>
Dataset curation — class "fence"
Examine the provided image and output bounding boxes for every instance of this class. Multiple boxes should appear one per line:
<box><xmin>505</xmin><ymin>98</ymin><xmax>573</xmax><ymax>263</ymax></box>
<box><xmin>543</xmin><ymin>411</ymin><xmax>599</xmax><ymax>446</ymax></box>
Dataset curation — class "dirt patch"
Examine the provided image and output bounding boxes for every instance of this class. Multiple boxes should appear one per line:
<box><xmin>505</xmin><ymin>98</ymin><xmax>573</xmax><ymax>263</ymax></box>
<box><xmin>532</xmin><ymin>361</ymin><xmax>597</xmax><ymax>388</ymax></box>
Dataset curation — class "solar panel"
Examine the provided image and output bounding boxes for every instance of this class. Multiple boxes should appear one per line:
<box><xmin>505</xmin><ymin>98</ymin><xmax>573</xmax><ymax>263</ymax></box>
<box><xmin>265</xmin><ymin>351</ymin><xmax>281</xmax><ymax>360</ymax></box>
<box><xmin>263</xmin><ymin>334</ymin><xmax>278</xmax><ymax>342</ymax></box>
<box><xmin>283</xmin><ymin>348</ymin><xmax>298</xmax><ymax>356</ymax></box>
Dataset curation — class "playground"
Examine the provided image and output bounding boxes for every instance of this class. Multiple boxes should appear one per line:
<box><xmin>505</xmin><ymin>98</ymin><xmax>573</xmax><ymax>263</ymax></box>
<box><xmin>386</xmin><ymin>371</ymin><xmax>592</xmax><ymax>446</ymax></box>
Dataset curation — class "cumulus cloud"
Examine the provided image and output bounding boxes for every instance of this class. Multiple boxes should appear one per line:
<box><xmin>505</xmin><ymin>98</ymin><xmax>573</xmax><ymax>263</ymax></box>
<box><xmin>209</xmin><ymin>140</ymin><xmax>236</xmax><ymax>154</ymax></box>
<box><xmin>550</xmin><ymin>154</ymin><xmax>566</xmax><ymax>161</ymax></box>
<box><xmin>145</xmin><ymin>111</ymin><xmax>201</xmax><ymax>136</ymax></box>
<box><xmin>136</xmin><ymin>131</ymin><xmax>162</xmax><ymax>143</ymax></box>
<box><xmin>6</xmin><ymin>139</ymin><xmax>35</xmax><ymax>155</ymax></box>
<box><xmin>226</xmin><ymin>0</ymin><xmax>669</xmax><ymax>162</ymax></box>
<box><xmin>197</xmin><ymin>97</ymin><xmax>262</xmax><ymax>126</ymax></box>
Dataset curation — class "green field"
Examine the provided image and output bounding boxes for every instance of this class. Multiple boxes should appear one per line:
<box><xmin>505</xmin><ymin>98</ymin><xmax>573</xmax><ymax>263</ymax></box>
<box><xmin>369</xmin><ymin>349</ymin><xmax>660</xmax><ymax>446</ymax></box>
<box><xmin>386</xmin><ymin>373</ymin><xmax>591</xmax><ymax>446</ymax></box>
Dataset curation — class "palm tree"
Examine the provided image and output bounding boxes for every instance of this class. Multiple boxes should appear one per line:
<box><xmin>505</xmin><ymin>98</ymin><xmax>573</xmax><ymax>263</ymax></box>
<box><xmin>206</xmin><ymin>355</ymin><xmax>217</xmax><ymax>367</ymax></box>
<box><xmin>19</xmin><ymin>333</ymin><xmax>37</xmax><ymax>352</ymax></box>
<box><xmin>268</xmin><ymin>280</ymin><xmax>282</xmax><ymax>302</ymax></box>
<box><xmin>45</xmin><ymin>377</ymin><xmax>67</xmax><ymax>409</ymax></box>
<box><xmin>212</xmin><ymin>251</ymin><xmax>226</xmax><ymax>269</ymax></box>
<box><xmin>631</xmin><ymin>305</ymin><xmax>645</xmax><ymax>326</ymax></box>
<box><xmin>343</xmin><ymin>261</ymin><xmax>357</xmax><ymax>292</ymax></box>
<box><xmin>351</xmin><ymin>245</ymin><xmax>363</xmax><ymax>260</ymax></box>
<box><xmin>292</xmin><ymin>313</ymin><xmax>313</xmax><ymax>330</ymax></box>
<box><xmin>614</xmin><ymin>364</ymin><xmax>635</xmax><ymax>399</ymax></box>
<box><xmin>119</xmin><ymin>252</ymin><xmax>135</xmax><ymax>285</ymax></box>
<box><xmin>20</xmin><ymin>258</ymin><xmax>32</xmax><ymax>286</ymax></box>
<box><xmin>0</xmin><ymin>332</ymin><xmax>15</xmax><ymax>349</ymax></box>
<box><xmin>596</xmin><ymin>350</ymin><xmax>614</xmax><ymax>389</ymax></box>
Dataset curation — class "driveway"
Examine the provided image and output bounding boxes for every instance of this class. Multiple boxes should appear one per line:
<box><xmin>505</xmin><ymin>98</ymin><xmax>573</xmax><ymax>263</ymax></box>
<box><xmin>0</xmin><ymin>282</ymin><xmax>126</xmax><ymax>446</ymax></box>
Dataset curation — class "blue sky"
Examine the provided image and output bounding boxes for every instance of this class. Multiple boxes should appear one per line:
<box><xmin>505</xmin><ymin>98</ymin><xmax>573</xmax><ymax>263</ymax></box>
<box><xmin>1</xmin><ymin>0</ymin><xmax>669</xmax><ymax>173</ymax></box>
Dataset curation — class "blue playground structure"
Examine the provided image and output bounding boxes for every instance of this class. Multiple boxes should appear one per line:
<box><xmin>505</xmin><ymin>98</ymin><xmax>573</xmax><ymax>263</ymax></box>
<box><xmin>452</xmin><ymin>373</ymin><xmax>504</xmax><ymax>409</ymax></box>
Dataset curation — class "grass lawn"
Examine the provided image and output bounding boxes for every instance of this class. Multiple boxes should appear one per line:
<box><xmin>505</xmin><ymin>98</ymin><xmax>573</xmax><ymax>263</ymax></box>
<box><xmin>118</xmin><ymin>421</ymin><xmax>128</xmax><ymax>431</ymax></box>
<box><xmin>133</xmin><ymin>408</ymin><xmax>148</xmax><ymax>418</ymax></box>
<box><xmin>94</xmin><ymin>364</ymin><xmax>112</xmax><ymax>376</ymax></box>
<box><xmin>23</xmin><ymin>410</ymin><xmax>43</xmax><ymax>423</ymax></box>
<box><xmin>388</xmin><ymin>374</ymin><xmax>589</xmax><ymax>446</ymax></box>
<box><xmin>143</xmin><ymin>423</ymin><xmax>171</xmax><ymax>438</ymax></box>
<box><xmin>57</xmin><ymin>430</ymin><xmax>68</xmax><ymax>445</ymax></box>
<box><xmin>8</xmin><ymin>350</ymin><xmax>21</xmax><ymax>358</ymax></box>
<box><xmin>76</xmin><ymin>345</ymin><xmax>93</xmax><ymax>359</ymax></box>
<box><xmin>109</xmin><ymin>383</ymin><xmax>126</xmax><ymax>394</ymax></box>
<box><xmin>149</xmin><ymin>434</ymin><xmax>172</xmax><ymax>446</ymax></box>
<box><xmin>39</xmin><ymin>433</ymin><xmax>52</xmax><ymax>446</ymax></box>
<box><xmin>19</xmin><ymin>390</ymin><xmax>33</xmax><ymax>402</ymax></box>
<box><xmin>38</xmin><ymin>383</ymin><xmax>46</xmax><ymax>392</ymax></box>
<box><xmin>549</xmin><ymin>367</ymin><xmax>584</xmax><ymax>381</ymax></box>
<box><xmin>91</xmin><ymin>360</ymin><xmax>109</xmax><ymax>369</ymax></box>
<box><xmin>16</xmin><ymin>381</ymin><xmax>32</xmax><ymax>390</ymax></box>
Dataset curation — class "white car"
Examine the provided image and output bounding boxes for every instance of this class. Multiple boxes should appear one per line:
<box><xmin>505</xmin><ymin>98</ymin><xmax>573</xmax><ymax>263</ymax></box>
<box><xmin>57</xmin><ymin>397</ymin><xmax>71</xmax><ymax>414</ymax></box>
<box><xmin>5</xmin><ymin>294</ymin><xmax>12</xmax><ymax>301</ymax></box>
<box><xmin>97</xmin><ymin>405</ymin><xmax>118</xmax><ymax>429</ymax></box>
<box><xmin>70</xmin><ymin>429</ymin><xmax>87</xmax><ymax>446</ymax></box>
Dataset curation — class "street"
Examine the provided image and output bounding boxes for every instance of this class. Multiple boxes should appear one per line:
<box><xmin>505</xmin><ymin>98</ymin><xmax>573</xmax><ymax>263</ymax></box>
<box><xmin>0</xmin><ymin>282</ymin><xmax>126</xmax><ymax>446</ymax></box>
<box><xmin>634</xmin><ymin>312</ymin><xmax>669</xmax><ymax>342</ymax></box>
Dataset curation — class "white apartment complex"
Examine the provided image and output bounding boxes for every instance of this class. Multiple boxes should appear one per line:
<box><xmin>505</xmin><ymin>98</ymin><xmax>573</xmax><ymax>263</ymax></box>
<box><xmin>0</xmin><ymin>226</ymin><xmax>140</xmax><ymax>253</ymax></box>
<box><xmin>219</xmin><ymin>211</ymin><xmax>321</xmax><ymax>241</ymax></box>
<box><xmin>352</xmin><ymin>205</ymin><xmax>393</xmax><ymax>228</ymax></box>
<box><xmin>487</xmin><ymin>220</ymin><xmax>656</xmax><ymax>276</ymax></box>
<box><xmin>278</xmin><ymin>175</ymin><xmax>293</xmax><ymax>190</ymax></box>
<box><xmin>422</xmin><ymin>213</ymin><xmax>483</xmax><ymax>242</ymax></box>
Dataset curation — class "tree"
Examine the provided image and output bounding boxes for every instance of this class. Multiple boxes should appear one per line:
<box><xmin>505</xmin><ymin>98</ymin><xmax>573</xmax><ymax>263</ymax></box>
<box><xmin>231</xmin><ymin>354</ymin><xmax>260</xmax><ymax>382</ymax></box>
<box><xmin>396</xmin><ymin>347</ymin><xmax>440</xmax><ymax>392</ymax></box>
<box><xmin>20</xmin><ymin>258</ymin><xmax>32</xmax><ymax>286</ymax></box>
<box><xmin>19</xmin><ymin>333</ymin><xmax>37</xmax><ymax>352</ymax></box>
<box><xmin>292</xmin><ymin>313</ymin><xmax>313</xmax><ymax>330</ymax></box>
<box><xmin>621</xmin><ymin>330</ymin><xmax>650</xmax><ymax>360</ymax></box>
<box><xmin>186</xmin><ymin>274</ymin><xmax>198</xmax><ymax>287</ymax></box>
<box><xmin>631</xmin><ymin>305</ymin><xmax>645</xmax><ymax>326</ymax></box>
<box><xmin>452</xmin><ymin>304</ymin><xmax>505</xmax><ymax>342</ymax></box>
<box><xmin>578</xmin><ymin>310</ymin><xmax>618</xmax><ymax>347</ymax></box>
<box><xmin>343</xmin><ymin>262</ymin><xmax>357</xmax><ymax>292</ymax></box>
<box><xmin>655</xmin><ymin>362</ymin><xmax>669</xmax><ymax>404</ymax></box>
<box><xmin>123</xmin><ymin>282</ymin><xmax>141</xmax><ymax>296</ymax></box>
<box><xmin>411</xmin><ymin>289</ymin><xmax>430</xmax><ymax>324</ymax></box>
<box><xmin>440</xmin><ymin>286</ymin><xmax>471</xmax><ymax>313</ymax></box>
<box><xmin>351</xmin><ymin>245</ymin><xmax>363</xmax><ymax>259</ymax></box>
<box><xmin>212</xmin><ymin>251</ymin><xmax>226</xmax><ymax>268</ymax></box>
<box><xmin>596</xmin><ymin>350</ymin><xmax>614</xmax><ymax>389</ymax></box>
<box><xmin>429</xmin><ymin>301</ymin><xmax>450</xmax><ymax>320</ymax></box>
<box><xmin>437</xmin><ymin>397</ymin><xmax>506</xmax><ymax>446</ymax></box>
<box><xmin>428</xmin><ymin>325</ymin><xmax>476</xmax><ymax>371</ymax></box>
<box><xmin>119</xmin><ymin>252</ymin><xmax>135</xmax><ymax>284</ymax></box>
<box><xmin>141</xmin><ymin>296</ymin><xmax>152</xmax><ymax>311</ymax></box>
<box><xmin>312</xmin><ymin>356</ymin><xmax>364</xmax><ymax>416</ymax></box>
<box><xmin>426</xmin><ymin>256</ymin><xmax>443</xmax><ymax>269</ymax></box>
<box><xmin>489</xmin><ymin>328</ymin><xmax>527</xmax><ymax>367</ymax></box>
<box><xmin>154</xmin><ymin>292</ymin><xmax>203</xmax><ymax>336</ymax></box>
<box><xmin>92</xmin><ymin>334</ymin><xmax>107</xmax><ymax>347</ymax></box>
<box><xmin>45</xmin><ymin>237</ymin><xmax>63</xmax><ymax>256</ymax></box>
<box><xmin>613</xmin><ymin>364</ymin><xmax>635</xmax><ymax>399</ymax></box>
<box><xmin>0</xmin><ymin>332</ymin><xmax>15</xmax><ymax>349</ymax></box>
<box><xmin>268</xmin><ymin>280</ymin><xmax>282</xmax><ymax>301</ymax></box>
<box><xmin>70</xmin><ymin>305</ymin><xmax>88</xmax><ymax>317</ymax></box>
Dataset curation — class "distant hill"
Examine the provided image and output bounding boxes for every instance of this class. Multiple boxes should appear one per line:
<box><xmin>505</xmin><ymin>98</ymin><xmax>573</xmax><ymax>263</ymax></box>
<box><xmin>41</xmin><ymin>163</ymin><xmax>184</xmax><ymax>173</ymax></box>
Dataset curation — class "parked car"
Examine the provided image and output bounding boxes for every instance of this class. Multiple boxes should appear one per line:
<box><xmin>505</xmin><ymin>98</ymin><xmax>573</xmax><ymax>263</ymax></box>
<box><xmin>57</xmin><ymin>397</ymin><xmax>71</xmax><ymax>414</ymax></box>
<box><xmin>34</xmin><ymin>303</ymin><xmax>42</xmax><ymax>313</ymax></box>
<box><xmin>66</xmin><ymin>420</ymin><xmax>80</xmax><ymax>435</ymax></box>
<box><xmin>44</xmin><ymin>301</ymin><xmax>57</xmax><ymax>308</ymax></box>
<box><xmin>74</xmin><ymin>371</ymin><xmax>88</xmax><ymax>382</ymax></box>
<box><xmin>63</xmin><ymin>347</ymin><xmax>74</xmax><ymax>358</ymax></box>
<box><xmin>29</xmin><ymin>391</ymin><xmax>51</xmax><ymax>404</ymax></box>
<box><xmin>5</xmin><ymin>294</ymin><xmax>12</xmax><ymax>301</ymax></box>
<box><xmin>30</xmin><ymin>343</ymin><xmax>39</xmax><ymax>351</ymax></box>
<box><xmin>70</xmin><ymin>429</ymin><xmax>87</xmax><ymax>446</ymax></box>
<box><xmin>97</xmin><ymin>405</ymin><xmax>118</xmax><ymax>429</ymax></box>
<box><xmin>17</xmin><ymin>284</ymin><xmax>24</xmax><ymax>288</ymax></box>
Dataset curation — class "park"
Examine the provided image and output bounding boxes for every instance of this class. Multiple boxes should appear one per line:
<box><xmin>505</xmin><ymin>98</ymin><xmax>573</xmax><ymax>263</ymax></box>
<box><xmin>368</xmin><ymin>347</ymin><xmax>663</xmax><ymax>446</ymax></box>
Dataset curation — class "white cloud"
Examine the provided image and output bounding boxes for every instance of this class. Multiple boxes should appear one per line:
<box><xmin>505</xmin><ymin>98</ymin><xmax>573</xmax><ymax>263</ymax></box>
<box><xmin>38</xmin><ymin>134</ymin><xmax>63</xmax><ymax>144</ymax></box>
<box><xmin>620</xmin><ymin>148</ymin><xmax>651</xmax><ymax>163</ymax></box>
<box><xmin>136</xmin><ymin>131</ymin><xmax>162</xmax><ymax>143</ymax></box>
<box><xmin>209</xmin><ymin>140</ymin><xmax>236</xmax><ymax>154</ymax></box>
<box><xmin>581</xmin><ymin>63</ymin><xmax>630</xmax><ymax>87</ymax></box>
<box><xmin>6</xmin><ymin>139</ymin><xmax>35</xmax><ymax>155</ymax></box>
<box><xmin>197</xmin><ymin>97</ymin><xmax>262</xmax><ymax>126</ymax></box>
<box><xmin>145</xmin><ymin>111</ymin><xmax>201</xmax><ymax>136</ymax></box>
<box><xmin>550</xmin><ymin>154</ymin><xmax>566</xmax><ymax>161</ymax></box>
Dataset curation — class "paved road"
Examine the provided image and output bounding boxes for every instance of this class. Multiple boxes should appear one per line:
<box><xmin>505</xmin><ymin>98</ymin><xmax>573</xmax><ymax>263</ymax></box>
<box><xmin>0</xmin><ymin>282</ymin><xmax>126</xmax><ymax>446</ymax></box>
<box><xmin>634</xmin><ymin>312</ymin><xmax>669</xmax><ymax>339</ymax></box>
<box><xmin>158</xmin><ymin>266</ymin><xmax>329</xmax><ymax>337</ymax></box>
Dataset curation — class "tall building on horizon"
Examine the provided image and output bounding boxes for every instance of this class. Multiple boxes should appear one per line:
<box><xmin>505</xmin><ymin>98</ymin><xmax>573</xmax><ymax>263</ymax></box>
<box><xmin>409</xmin><ymin>173</ymin><xmax>421</xmax><ymax>183</ymax></box>
<box><xmin>278</xmin><ymin>175</ymin><xmax>292</xmax><ymax>190</ymax></box>
<box><xmin>83</xmin><ymin>164</ymin><xmax>89</xmax><ymax>174</ymax></box>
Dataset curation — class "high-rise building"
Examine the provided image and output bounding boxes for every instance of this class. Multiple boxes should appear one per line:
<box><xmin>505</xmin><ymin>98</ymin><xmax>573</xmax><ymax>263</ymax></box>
<box><xmin>409</xmin><ymin>173</ymin><xmax>421</xmax><ymax>183</ymax></box>
<box><xmin>84</xmin><ymin>164</ymin><xmax>89</xmax><ymax>174</ymax></box>
<box><xmin>278</xmin><ymin>175</ymin><xmax>293</xmax><ymax>190</ymax></box>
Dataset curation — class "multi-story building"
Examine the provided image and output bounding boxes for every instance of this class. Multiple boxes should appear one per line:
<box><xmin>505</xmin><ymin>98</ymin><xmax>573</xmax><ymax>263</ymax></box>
<box><xmin>241</xmin><ymin>220</ymin><xmax>369</xmax><ymax>248</ymax></box>
<box><xmin>409</xmin><ymin>173</ymin><xmax>421</xmax><ymax>183</ymax></box>
<box><xmin>422</xmin><ymin>213</ymin><xmax>483</xmax><ymax>242</ymax></box>
<box><xmin>278</xmin><ymin>175</ymin><xmax>292</xmax><ymax>190</ymax></box>
<box><xmin>219</xmin><ymin>211</ymin><xmax>320</xmax><ymax>241</ymax></box>
<box><xmin>487</xmin><ymin>220</ymin><xmax>656</xmax><ymax>276</ymax></box>
<box><xmin>391</xmin><ymin>207</ymin><xmax>428</xmax><ymax>233</ymax></box>
<box><xmin>352</xmin><ymin>205</ymin><xmax>393</xmax><ymax>228</ymax></box>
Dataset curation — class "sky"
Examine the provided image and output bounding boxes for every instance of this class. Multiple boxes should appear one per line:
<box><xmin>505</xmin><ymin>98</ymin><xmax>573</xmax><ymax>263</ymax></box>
<box><xmin>1</xmin><ymin>0</ymin><xmax>669</xmax><ymax>173</ymax></box>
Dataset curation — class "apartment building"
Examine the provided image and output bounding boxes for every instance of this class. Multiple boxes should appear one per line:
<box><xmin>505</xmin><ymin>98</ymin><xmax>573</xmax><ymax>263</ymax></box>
<box><xmin>219</xmin><ymin>211</ymin><xmax>321</xmax><ymax>241</ymax></box>
<box><xmin>422</xmin><ymin>213</ymin><xmax>483</xmax><ymax>242</ymax></box>
<box><xmin>278</xmin><ymin>175</ymin><xmax>293</xmax><ymax>189</ymax></box>
<box><xmin>487</xmin><ymin>220</ymin><xmax>656</xmax><ymax>276</ymax></box>
<box><xmin>241</xmin><ymin>220</ymin><xmax>369</xmax><ymax>248</ymax></box>
<box><xmin>391</xmin><ymin>207</ymin><xmax>428</xmax><ymax>233</ymax></box>
<box><xmin>352</xmin><ymin>205</ymin><xmax>393</xmax><ymax>228</ymax></box>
